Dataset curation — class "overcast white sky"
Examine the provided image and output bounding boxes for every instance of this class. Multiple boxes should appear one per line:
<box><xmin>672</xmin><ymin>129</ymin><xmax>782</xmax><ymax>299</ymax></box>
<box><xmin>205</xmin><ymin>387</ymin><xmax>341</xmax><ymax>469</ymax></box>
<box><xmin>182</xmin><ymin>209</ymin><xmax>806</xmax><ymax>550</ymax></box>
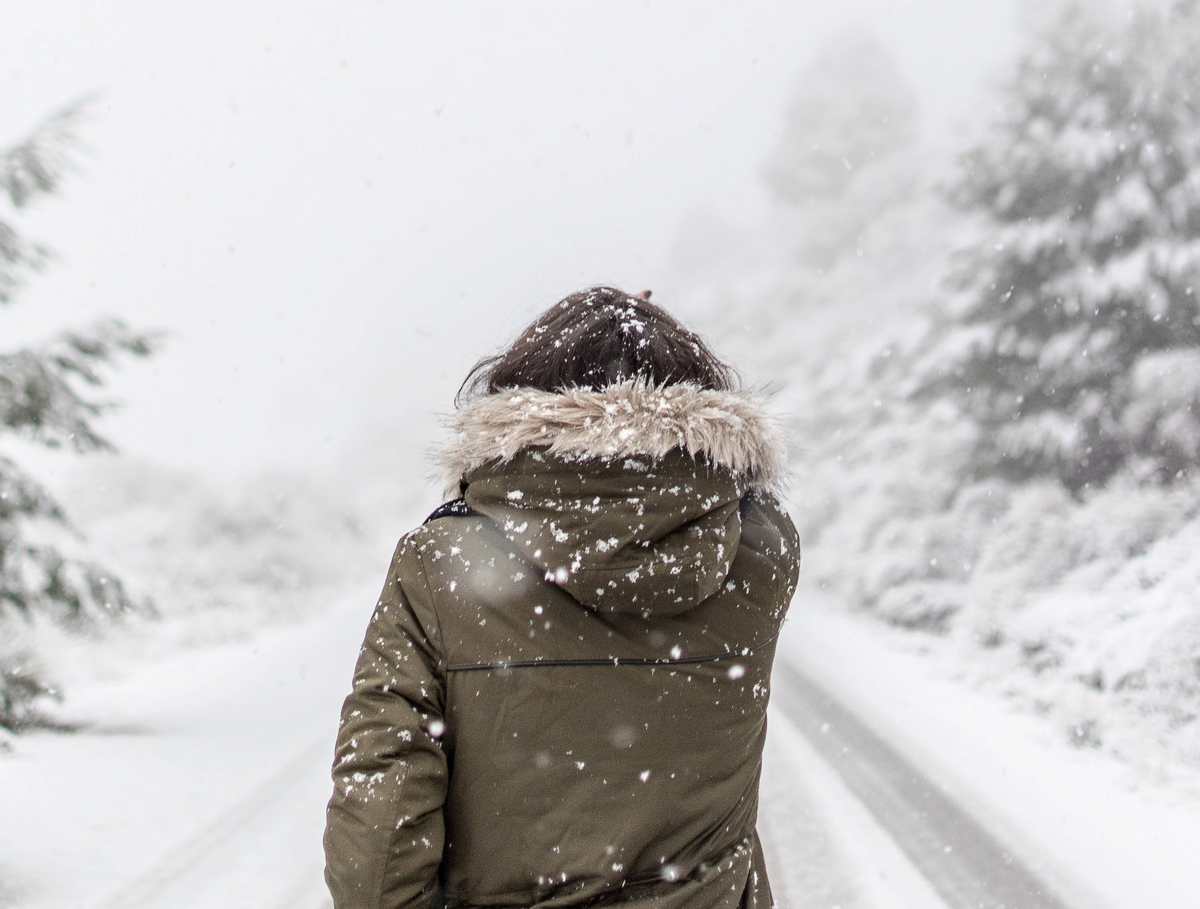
<box><xmin>2</xmin><ymin>1</ymin><xmax>1019</xmax><ymax>483</ymax></box>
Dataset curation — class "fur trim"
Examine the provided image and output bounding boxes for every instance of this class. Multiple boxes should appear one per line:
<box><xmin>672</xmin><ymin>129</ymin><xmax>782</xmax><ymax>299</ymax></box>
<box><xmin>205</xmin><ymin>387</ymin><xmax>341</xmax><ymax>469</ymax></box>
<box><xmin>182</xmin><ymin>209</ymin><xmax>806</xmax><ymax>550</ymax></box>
<box><xmin>442</xmin><ymin>381</ymin><xmax>787</xmax><ymax>492</ymax></box>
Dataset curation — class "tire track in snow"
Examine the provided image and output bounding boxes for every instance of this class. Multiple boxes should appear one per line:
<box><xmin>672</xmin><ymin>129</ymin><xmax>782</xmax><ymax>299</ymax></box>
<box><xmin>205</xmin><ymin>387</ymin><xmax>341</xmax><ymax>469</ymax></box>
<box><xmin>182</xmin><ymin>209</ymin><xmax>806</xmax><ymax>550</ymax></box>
<box><xmin>759</xmin><ymin>727</ymin><xmax>870</xmax><ymax>909</ymax></box>
<box><xmin>95</xmin><ymin>734</ymin><xmax>332</xmax><ymax>909</ymax></box>
<box><xmin>762</xmin><ymin>710</ymin><xmax>956</xmax><ymax>909</ymax></box>
<box><xmin>773</xmin><ymin>660</ymin><xmax>1074</xmax><ymax>909</ymax></box>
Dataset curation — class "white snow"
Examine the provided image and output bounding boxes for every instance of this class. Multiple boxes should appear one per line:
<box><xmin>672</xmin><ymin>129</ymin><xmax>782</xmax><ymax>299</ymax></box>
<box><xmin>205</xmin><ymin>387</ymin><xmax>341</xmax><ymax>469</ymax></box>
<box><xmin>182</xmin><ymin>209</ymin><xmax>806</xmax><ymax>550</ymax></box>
<box><xmin>0</xmin><ymin>588</ymin><xmax>374</xmax><ymax>909</ymax></box>
<box><xmin>4</xmin><ymin>575</ymin><xmax>1199</xmax><ymax>908</ymax></box>
<box><xmin>778</xmin><ymin>590</ymin><xmax>1200</xmax><ymax>909</ymax></box>
<box><xmin>760</xmin><ymin>710</ymin><xmax>950</xmax><ymax>909</ymax></box>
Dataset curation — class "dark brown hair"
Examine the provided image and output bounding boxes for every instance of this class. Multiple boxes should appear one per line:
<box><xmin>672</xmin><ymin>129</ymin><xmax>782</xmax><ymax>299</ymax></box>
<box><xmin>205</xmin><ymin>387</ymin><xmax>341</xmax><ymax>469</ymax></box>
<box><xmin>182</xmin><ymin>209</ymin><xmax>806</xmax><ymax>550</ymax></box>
<box><xmin>458</xmin><ymin>286</ymin><xmax>737</xmax><ymax>403</ymax></box>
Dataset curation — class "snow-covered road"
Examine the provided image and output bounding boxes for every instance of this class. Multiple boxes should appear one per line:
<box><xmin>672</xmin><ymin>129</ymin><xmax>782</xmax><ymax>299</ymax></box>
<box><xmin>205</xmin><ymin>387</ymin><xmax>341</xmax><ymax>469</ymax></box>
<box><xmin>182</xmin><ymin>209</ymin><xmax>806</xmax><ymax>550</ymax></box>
<box><xmin>767</xmin><ymin>665</ymin><xmax>1065</xmax><ymax>909</ymax></box>
<box><xmin>0</xmin><ymin>586</ymin><xmax>376</xmax><ymax>909</ymax></box>
<box><xmin>3</xmin><ymin>588</ymin><xmax>1199</xmax><ymax>909</ymax></box>
<box><xmin>91</xmin><ymin>734</ymin><xmax>332</xmax><ymax>909</ymax></box>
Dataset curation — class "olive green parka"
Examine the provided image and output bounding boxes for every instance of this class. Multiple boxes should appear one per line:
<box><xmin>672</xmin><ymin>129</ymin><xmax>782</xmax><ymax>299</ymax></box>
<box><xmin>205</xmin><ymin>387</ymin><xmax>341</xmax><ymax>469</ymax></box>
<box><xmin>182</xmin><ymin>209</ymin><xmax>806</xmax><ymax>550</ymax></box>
<box><xmin>325</xmin><ymin>381</ymin><xmax>800</xmax><ymax>909</ymax></box>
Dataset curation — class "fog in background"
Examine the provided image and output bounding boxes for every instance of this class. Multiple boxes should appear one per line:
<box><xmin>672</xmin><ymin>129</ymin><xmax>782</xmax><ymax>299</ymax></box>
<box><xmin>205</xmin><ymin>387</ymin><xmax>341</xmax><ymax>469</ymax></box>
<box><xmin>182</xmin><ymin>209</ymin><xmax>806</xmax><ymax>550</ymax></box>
<box><xmin>3</xmin><ymin>0</ymin><xmax>1018</xmax><ymax>487</ymax></box>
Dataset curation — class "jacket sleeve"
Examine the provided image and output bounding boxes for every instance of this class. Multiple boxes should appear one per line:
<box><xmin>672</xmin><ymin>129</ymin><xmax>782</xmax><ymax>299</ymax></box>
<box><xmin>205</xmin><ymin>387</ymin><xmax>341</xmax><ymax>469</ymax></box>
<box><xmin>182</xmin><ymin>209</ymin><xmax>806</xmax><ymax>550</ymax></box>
<box><xmin>324</xmin><ymin>535</ymin><xmax>449</xmax><ymax>909</ymax></box>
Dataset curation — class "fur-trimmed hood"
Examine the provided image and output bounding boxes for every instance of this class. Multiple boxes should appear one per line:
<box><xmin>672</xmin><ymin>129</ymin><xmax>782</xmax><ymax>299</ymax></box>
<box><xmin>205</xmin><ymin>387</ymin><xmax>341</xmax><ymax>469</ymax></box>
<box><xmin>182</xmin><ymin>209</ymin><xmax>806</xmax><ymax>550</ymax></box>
<box><xmin>441</xmin><ymin>380</ymin><xmax>786</xmax><ymax>492</ymax></box>
<box><xmin>438</xmin><ymin>382</ymin><xmax>790</xmax><ymax>616</ymax></box>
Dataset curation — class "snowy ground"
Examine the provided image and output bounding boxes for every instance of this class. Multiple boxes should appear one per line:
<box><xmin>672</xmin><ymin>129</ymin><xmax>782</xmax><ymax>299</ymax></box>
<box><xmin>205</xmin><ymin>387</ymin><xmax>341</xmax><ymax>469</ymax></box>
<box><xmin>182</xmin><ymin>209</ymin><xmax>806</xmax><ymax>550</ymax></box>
<box><xmin>2</xmin><ymin>582</ymin><xmax>1199</xmax><ymax>909</ymax></box>
<box><xmin>0</xmin><ymin>584</ymin><xmax>376</xmax><ymax>909</ymax></box>
<box><xmin>776</xmin><ymin>590</ymin><xmax>1200</xmax><ymax>909</ymax></box>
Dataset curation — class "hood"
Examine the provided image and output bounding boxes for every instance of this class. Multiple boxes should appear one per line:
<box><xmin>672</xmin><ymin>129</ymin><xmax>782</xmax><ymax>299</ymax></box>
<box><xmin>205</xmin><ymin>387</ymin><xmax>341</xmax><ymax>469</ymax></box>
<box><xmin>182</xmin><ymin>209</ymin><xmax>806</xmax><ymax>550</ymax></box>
<box><xmin>442</xmin><ymin>382</ymin><xmax>786</xmax><ymax>617</ymax></box>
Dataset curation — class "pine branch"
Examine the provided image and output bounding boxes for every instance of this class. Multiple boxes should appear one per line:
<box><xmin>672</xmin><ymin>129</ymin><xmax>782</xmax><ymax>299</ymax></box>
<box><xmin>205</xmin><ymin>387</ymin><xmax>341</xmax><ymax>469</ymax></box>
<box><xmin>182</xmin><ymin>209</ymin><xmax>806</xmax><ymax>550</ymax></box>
<box><xmin>0</xmin><ymin>97</ymin><xmax>93</xmax><ymax>305</ymax></box>
<box><xmin>0</xmin><ymin>97</ymin><xmax>92</xmax><ymax>211</ymax></box>
<box><xmin>41</xmin><ymin>318</ymin><xmax>160</xmax><ymax>385</ymax></box>
<box><xmin>0</xmin><ymin>219</ymin><xmax>50</xmax><ymax>304</ymax></box>
<box><xmin>0</xmin><ymin>319</ymin><xmax>160</xmax><ymax>452</ymax></box>
<box><xmin>0</xmin><ymin>652</ymin><xmax>65</xmax><ymax>733</ymax></box>
<box><xmin>0</xmin><ymin>455</ymin><xmax>67</xmax><ymax>525</ymax></box>
<box><xmin>0</xmin><ymin>535</ymin><xmax>149</xmax><ymax>624</ymax></box>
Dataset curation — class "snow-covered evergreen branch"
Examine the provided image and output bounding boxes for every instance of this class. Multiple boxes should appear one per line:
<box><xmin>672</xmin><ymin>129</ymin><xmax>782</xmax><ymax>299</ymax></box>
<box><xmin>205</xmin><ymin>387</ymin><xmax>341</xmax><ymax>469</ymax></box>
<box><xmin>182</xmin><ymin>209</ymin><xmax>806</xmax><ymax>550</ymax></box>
<box><xmin>0</xmin><ymin>98</ymin><xmax>91</xmax><ymax>305</ymax></box>
<box><xmin>0</xmin><ymin>100</ymin><xmax>156</xmax><ymax>733</ymax></box>
<box><xmin>0</xmin><ymin>320</ymin><xmax>160</xmax><ymax>452</ymax></box>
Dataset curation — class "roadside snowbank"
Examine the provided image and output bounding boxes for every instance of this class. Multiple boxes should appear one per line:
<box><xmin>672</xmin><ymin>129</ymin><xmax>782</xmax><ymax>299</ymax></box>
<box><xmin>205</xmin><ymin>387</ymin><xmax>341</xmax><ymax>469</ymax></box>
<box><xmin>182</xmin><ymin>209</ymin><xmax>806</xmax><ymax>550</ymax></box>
<box><xmin>0</xmin><ymin>588</ymin><xmax>374</xmax><ymax>909</ymax></box>
<box><xmin>795</xmin><ymin>448</ymin><xmax>1200</xmax><ymax>773</ymax></box>
<box><xmin>780</xmin><ymin>590</ymin><xmax>1200</xmax><ymax>909</ymax></box>
<box><xmin>0</xmin><ymin>455</ymin><xmax>424</xmax><ymax>736</ymax></box>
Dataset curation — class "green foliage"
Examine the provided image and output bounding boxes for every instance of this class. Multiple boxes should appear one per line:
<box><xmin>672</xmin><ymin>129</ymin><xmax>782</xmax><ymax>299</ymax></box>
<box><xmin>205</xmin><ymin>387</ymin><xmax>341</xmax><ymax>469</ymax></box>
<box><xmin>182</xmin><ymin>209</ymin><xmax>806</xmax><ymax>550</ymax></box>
<box><xmin>0</xmin><ymin>100</ymin><xmax>157</xmax><ymax>732</ymax></box>
<box><xmin>925</xmin><ymin>2</ymin><xmax>1200</xmax><ymax>491</ymax></box>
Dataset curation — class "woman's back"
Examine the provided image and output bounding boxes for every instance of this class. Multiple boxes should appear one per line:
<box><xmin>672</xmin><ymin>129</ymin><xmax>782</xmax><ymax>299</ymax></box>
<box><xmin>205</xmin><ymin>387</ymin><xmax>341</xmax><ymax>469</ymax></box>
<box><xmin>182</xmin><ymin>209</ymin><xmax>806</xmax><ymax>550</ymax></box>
<box><xmin>324</xmin><ymin>291</ymin><xmax>799</xmax><ymax>909</ymax></box>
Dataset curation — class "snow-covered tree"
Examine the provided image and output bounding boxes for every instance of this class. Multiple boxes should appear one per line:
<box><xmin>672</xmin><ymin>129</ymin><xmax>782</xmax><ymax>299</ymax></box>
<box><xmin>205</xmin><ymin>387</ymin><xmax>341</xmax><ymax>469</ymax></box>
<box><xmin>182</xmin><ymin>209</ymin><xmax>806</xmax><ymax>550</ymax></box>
<box><xmin>762</xmin><ymin>29</ymin><xmax>918</xmax><ymax>205</ymax></box>
<box><xmin>925</xmin><ymin>2</ymin><xmax>1200</xmax><ymax>491</ymax></box>
<box><xmin>1</xmin><ymin>101</ymin><xmax>156</xmax><ymax>732</ymax></box>
<box><xmin>760</xmin><ymin>30</ymin><xmax>920</xmax><ymax>269</ymax></box>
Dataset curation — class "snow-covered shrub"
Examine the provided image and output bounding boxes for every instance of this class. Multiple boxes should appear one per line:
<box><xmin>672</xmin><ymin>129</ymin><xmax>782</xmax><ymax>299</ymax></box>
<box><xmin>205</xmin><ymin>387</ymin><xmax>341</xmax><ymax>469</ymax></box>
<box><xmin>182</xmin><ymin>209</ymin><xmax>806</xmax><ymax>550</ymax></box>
<box><xmin>59</xmin><ymin>458</ymin><xmax>378</xmax><ymax>652</ymax></box>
